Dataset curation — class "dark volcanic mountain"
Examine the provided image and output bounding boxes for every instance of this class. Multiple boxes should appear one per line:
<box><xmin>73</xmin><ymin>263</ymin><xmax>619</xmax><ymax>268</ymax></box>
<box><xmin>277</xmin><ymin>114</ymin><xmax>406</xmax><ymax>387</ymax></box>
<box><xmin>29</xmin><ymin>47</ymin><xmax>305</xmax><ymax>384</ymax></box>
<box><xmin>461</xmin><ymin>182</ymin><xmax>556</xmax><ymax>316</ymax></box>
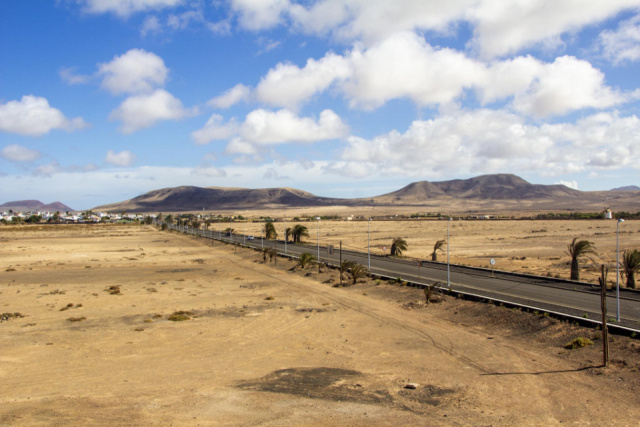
<box><xmin>373</xmin><ymin>174</ymin><xmax>582</xmax><ymax>203</ymax></box>
<box><xmin>94</xmin><ymin>186</ymin><xmax>347</xmax><ymax>212</ymax></box>
<box><xmin>93</xmin><ymin>174</ymin><xmax>640</xmax><ymax>213</ymax></box>
<box><xmin>0</xmin><ymin>200</ymin><xmax>74</xmax><ymax>212</ymax></box>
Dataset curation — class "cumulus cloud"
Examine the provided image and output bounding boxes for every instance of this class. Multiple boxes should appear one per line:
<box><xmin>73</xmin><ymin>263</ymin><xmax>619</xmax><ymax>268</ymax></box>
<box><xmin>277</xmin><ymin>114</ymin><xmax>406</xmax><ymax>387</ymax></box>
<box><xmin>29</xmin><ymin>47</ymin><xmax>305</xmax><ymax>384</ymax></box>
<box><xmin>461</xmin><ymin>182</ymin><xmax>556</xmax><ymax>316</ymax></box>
<box><xmin>240</xmin><ymin>108</ymin><xmax>348</xmax><ymax>144</ymax></box>
<box><xmin>208</xmin><ymin>84</ymin><xmax>251</xmax><ymax>109</ymax></box>
<box><xmin>469</xmin><ymin>0</ymin><xmax>640</xmax><ymax>58</ymax></box>
<box><xmin>193</xmin><ymin>108</ymin><xmax>348</xmax><ymax>148</ymax></box>
<box><xmin>510</xmin><ymin>56</ymin><xmax>626</xmax><ymax>117</ymax></box>
<box><xmin>1</xmin><ymin>144</ymin><xmax>41</xmax><ymax>162</ymax></box>
<box><xmin>106</xmin><ymin>150</ymin><xmax>137</xmax><ymax>167</ymax></box>
<box><xmin>110</xmin><ymin>89</ymin><xmax>196</xmax><ymax>133</ymax></box>
<box><xmin>0</xmin><ymin>95</ymin><xmax>88</xmax><ymax>137</ymax></box>
<box><xmin>82</xmin><ymin>0</ymin><xmax>182</xmax><ymax>17</ymax></box>
<box><xmin>335</xmin><ymin>109</ymin><xmax>640</xmax><ymax>180</ymax></box>
<box><xmin>556</xmin><ymin>180</ymin><xmax>579</xmax><ymax>190</ymax></box>
<box><xmin>33</xmin><ymin>161</ymin><xmax>63</xmax><ymax>177</ymax></box>
<box><xmin>255</xmin><ymin>53</ymin><xmax>350</xmax><ymax>110</ymax></box>
<box><xmin>253</xmin><ymin>33</ymin><xmax>632</xmax><ymax>116</ymax></box>
<box><xmin>98</xmin><ymin>49</ymin><xmax>168</xmax><ymax>95</ymax></box>
<box><xmin>344</xmin><ymin>32</ymin><xmax>484</xmax><ymax>109</ymax></box>
<box><xmin>192</xmin><ymin>114</ymin><xmax>239</xmax><ymax>145</ymax></box>
<box><xmin>230</xmin><ymin>0</ymin><xmax>291</xmax><ymax>30</ymax></box>
<box><xmin>599</xmin><ymin>13</ymin><xmax>640</xmax><ymax>64</ymax></box>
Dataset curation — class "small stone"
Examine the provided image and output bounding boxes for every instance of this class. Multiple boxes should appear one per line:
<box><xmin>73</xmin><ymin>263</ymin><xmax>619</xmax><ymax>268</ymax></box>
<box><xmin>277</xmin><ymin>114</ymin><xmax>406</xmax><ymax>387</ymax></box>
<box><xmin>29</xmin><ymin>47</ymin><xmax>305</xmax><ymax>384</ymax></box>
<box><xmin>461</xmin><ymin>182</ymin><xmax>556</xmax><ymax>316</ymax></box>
<box><xmin>404</xmin><ymin>383</ymin><xmax>419</xmax><ymax>389</ymax></box>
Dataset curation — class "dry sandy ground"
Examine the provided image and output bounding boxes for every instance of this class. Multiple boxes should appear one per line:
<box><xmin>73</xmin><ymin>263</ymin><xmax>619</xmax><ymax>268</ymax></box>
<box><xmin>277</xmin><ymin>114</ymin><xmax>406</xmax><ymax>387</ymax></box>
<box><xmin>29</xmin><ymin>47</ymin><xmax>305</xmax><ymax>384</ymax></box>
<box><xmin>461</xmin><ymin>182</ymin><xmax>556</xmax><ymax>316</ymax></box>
<box><xmin>1</xmin><ymin>224</ymin><xmax>640</xmax><ymax>426</ymax></box>
<box><xmin>234</xmin><ymin>218</ymin><xmax>640</xmax><ymax>285</ymax></box>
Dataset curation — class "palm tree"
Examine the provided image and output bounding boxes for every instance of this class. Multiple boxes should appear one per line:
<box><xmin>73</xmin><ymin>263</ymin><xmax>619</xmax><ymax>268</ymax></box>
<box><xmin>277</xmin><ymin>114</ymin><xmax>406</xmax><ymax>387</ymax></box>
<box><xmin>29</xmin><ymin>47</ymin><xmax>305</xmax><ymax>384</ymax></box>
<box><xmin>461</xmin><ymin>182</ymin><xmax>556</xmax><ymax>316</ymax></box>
<box><xmin>298</xmin><ymin>252</ymin><xmax>316</xmax><ymax>269</ymax></box>
<box><xmin>567</xmin><ymin>238</ymin><xmax>597</xmax><ymax>281</ymax></box>
<box><xmin>390</xmin><ymin>237</ymin><xmax>407</xmax><ymax>256</ymax></box>
<box><xmin>204</xmin><ymin>219</ymin><xmax>211</xmax><ymax>230</ymax></box>
<box><xmin>340</xmin><ymin>260</ymin><xmax>356</xmax><ymax>282</ymax></box>
<box><xmin>285</xmin><ymin>227</ymin><xmax>292</xmax><ymax>242</ymax></box>
<box><xmin>349</xmin><ymin>263</ymin><xmax>368</xmax><ymax>285</ymax></box>
<box><xmin>164</xmin><ymin>214</ymin><xmax>173</xmax><ymax>225</ymax></box>
<box><xmin>263</xmin><ymin>222</ymin><xmax>278</xmax><ymax>240</ymax></box>
<box><xmin>621</xmin><ymin>249</ymin><xmax>640</xmax><ymax>289</ymax></box>
<box><xmin>431</xmin><ymin>239</ymin><xmax>446</xmax><ymax>261</ymax></box>
<box><xmin>291</xmin><ymin>224</ymin><xmax>310</xmax><ymax>243</ymax></box>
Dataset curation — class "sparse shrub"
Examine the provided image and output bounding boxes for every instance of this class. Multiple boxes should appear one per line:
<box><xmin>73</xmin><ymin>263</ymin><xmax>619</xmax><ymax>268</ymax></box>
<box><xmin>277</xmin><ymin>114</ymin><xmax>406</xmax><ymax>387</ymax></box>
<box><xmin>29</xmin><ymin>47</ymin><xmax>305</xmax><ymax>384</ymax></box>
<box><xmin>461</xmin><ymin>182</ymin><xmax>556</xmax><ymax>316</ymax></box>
<box><xmin>564</xmin><ymin>337</ymin><xmax>593</xmax><ymax>349</ymax></box>
<box><xmin>168</xmin><ymin>311</ymin><xmax>192</xmax><ymax>321</ymax></box>
<box><xmin>67</xmin><ymin>316</ymin><xmax>86</xmax><ymax>322</ymax></box>
<box><xmin>106</xmin><ymin>285</ymin><xmax>121</xmax><ymax>295</ymax></box>
<box><xmin>265</xmin><ymin>296</ymin><xmax>275</xmax><ymax>300</ymax></box>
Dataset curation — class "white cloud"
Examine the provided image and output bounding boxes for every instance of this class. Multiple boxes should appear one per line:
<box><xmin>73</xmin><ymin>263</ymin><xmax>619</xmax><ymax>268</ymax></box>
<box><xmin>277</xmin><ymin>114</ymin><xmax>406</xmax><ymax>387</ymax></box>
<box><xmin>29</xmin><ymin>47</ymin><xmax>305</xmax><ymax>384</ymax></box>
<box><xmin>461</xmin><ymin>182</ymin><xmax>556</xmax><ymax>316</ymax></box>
<box><xmin>33</xmin><ymin>161</ymin><xmax>63</xmax><ymax>177</ymax></box>
<box><xmin>110</xmin><ymin>89</ymin><xmax>196</xmax><ymax>133</ymax></box>
<box><xmin>0</xmin><ymin>95</ymin><xmax>88</xmax><ymax>137</ymax></box>
<box><xmin>98</xmin><ymin>49</ymin><xmax>168</xmax><ymax>95</ymax></box>
<box><xmin>141</xmin><ymin>16</ymin><xmax>162</xmax><ymax>36</ymax></box>
<box><xmin>556</xmin><ymin>180</ymin><xmax>579</xmax><ymax>190</ymax></box>
<box><xmin>192</xmin><ymin>114</ymin><xmax>239</xmax><ymax>145</ymax></box>
<box><xmin>1</xmin><ymin>144</ymin><xmax>41</xmax><ymax>162</ymax></box>
<box><xmin>82</xmin><ymin>0</ymin><xmax>182</xmax><ymax>17</ymax></box>
<box><xmin>192</xmin><ymin>166</ymin><xmax>227</xmax><ymax>177</ymax></box>
<box><xmin>469</xmin><ymin>0</ymin><xmax>640</xmax><ymax>58</ymax></box>
<box><xmin>344</xmin><ymin>32</ymin><xmax>484</xmax><ymax>109</ymax></box>
<box><xmin>599</xmin><ymin>13</ymin><xmax>640</xmax><ymax>64</ymax></box>
<box><xmin>106</xmin><ymin>150</ymin><xmax>138</xmax><ymax>167</ymax></box>
<box><xmin>511</xmin><ymin>56</ymin><xmax>625</xmax><ymax>117</ymax></box>
<box><xmin>336</xmin><ymin>109</ymin><xmax>640</xmax><ymax>180</ymax></box>
<box><xmin>240</xmin><ymin>108</ymin><xmax>348</xmax><ymax>144</ymax></box>
<box><xmin>208</xmin><ymin>84</ymin><xmax>251</xmax><ymax>109</ymax></box>
<box><xmin>255</xmin><ymin>53</ymin><xmax>350</xmax><ymax>110</ymax></box>
<box><xmin>59</xmin><ymin>67</ymin><xmax>91</xmax><ymax>85</ymax></box>
<box><xmin>230</xmin><ymin>0</ymin><xmax>291</xmax><ymax>31</ymax></box>
<box><xmin>193</xmin><ymin>108</ymin><xmax>349</xmax><ymax>148</ymax></box>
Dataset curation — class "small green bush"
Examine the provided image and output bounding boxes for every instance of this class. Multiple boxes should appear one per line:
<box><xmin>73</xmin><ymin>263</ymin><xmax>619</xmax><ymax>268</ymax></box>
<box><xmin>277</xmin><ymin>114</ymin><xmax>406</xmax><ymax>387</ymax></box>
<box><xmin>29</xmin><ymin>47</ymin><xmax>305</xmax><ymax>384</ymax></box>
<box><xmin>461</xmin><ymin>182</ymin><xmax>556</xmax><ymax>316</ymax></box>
<box><xmin>564</xmin><ymin>337</ymin><xmax>593</xmax><ymax>350</ymax></box>
<box><xmin>168</xmin><ymin>310</ymin><xmax>192</xmax><ymax>321</ymax></box>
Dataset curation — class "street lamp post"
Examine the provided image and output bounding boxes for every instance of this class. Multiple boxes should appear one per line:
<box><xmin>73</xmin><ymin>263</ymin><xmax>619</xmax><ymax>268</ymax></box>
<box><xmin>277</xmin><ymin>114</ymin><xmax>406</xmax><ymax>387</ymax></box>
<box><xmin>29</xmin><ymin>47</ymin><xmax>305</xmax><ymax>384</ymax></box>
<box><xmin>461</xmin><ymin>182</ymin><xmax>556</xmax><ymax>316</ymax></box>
<box><xmin>447</xmin><ymin>218</ymin><xmax>452</xmax><ymax>288</ymax></box>
<box><xmin>316</xmin><ymin>217</ymin><xmax>320</xmax><ymax>260</ymax></box>
<box><xmin>617</xmin><ymin>218</ymin><xmax>625</xmax><ymax>322</ymax></box>
<box><xmin>368</xmin><ymin>218</ymin><xmax>372</xmax><ymax>270</ymax></box>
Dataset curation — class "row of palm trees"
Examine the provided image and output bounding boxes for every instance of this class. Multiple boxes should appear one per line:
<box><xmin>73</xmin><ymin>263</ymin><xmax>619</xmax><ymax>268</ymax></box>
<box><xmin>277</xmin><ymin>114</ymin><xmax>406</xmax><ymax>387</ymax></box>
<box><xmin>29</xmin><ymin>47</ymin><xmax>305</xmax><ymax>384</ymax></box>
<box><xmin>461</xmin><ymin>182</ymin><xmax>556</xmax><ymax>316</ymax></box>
<box><xmin>163</xmin><ymin>216</ymin><xmax>640</xmax><ymax>289</ymax></box>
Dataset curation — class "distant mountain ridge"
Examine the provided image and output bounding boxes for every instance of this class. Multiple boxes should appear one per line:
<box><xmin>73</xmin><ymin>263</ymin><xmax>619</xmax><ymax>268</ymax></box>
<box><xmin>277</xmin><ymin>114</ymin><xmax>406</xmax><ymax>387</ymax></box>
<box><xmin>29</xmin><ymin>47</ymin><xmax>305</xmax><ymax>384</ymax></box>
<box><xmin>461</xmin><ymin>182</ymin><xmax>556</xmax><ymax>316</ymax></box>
<box><xmin>93</xmin><ymin>174</ymin><xmax>640</xmax><ymax>213</ymax></box>
<box><xmin>0</xmin><ymin>200</ymin><xmax>74</xmax><ymax>212</ymax></box>
<box><xmin>611</xmin><ymin>185</ymin><xmax>640</xmax><ymax>191</ymax></box>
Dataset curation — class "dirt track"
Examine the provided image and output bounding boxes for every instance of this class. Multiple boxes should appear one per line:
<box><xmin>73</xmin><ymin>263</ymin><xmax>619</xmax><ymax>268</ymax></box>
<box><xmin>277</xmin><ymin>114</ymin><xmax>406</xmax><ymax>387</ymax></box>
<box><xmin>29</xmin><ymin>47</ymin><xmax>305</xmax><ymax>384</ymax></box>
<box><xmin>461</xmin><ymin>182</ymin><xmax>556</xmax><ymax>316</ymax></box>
<box><xmin>1</xmin><ymin>224</ymin><xmax>639</xmax><ymax>425</ymax></box>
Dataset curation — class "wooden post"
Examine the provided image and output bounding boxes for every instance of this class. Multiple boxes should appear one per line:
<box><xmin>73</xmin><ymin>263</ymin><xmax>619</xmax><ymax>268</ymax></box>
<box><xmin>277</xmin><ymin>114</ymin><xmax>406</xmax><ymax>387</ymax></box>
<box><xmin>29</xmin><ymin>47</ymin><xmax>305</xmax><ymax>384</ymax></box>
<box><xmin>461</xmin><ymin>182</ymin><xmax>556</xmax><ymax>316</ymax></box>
<box><xmin>339</xmin><ymin>241</ymin><xmax>343</xmax><ymax>287</ymax></box>
<box><xmin>600</xmin><ymin>264</ymin><xmax>609</xmax><ymax>367</ymax></box>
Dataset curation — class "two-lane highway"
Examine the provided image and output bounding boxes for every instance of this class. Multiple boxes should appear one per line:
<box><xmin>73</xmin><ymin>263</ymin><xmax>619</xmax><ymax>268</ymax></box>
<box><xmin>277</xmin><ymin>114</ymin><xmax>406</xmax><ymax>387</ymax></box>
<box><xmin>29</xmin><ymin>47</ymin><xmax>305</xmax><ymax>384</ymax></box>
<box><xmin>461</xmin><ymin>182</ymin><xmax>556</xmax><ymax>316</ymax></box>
<box><xmin>173</xmin><ymin>223</ymin><xmax>640</xmax><ymax>332</ymax></box>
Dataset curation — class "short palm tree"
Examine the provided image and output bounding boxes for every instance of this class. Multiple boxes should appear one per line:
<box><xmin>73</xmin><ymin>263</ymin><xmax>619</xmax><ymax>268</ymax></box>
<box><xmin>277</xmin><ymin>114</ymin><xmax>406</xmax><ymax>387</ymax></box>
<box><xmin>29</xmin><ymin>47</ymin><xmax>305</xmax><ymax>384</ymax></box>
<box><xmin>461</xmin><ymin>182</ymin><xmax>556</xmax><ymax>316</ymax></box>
<box><xmin>285</xmin><ymin>227</ymin><xmax>292</xmax><ymax>242</ymax></box>
<box><xmin>567</xmin><ymin>238</ymin><xmax>597</xmax><ymax>281</ymax></box>
<box><xmin>390</xmin><ymin>237</ymin><xmax>407</xmax><ymax>256</ymax></box>
<box><xmin>292</xmin><ymin>224</ymin><xmax>310</xmax><ymax>243</ymax></box>
<box><xmin>340</xmin><ymin>260</ymin><xmax>356</xmax><ymax>282</ymax></box>
<box><xmin>431</xmin><ymin>239</ymin><xmax>446</xmax><ymax>261</ymax></box>
<box><xmin>349</xmin><ymin>263</ymin><xmax>368</xmax><ymax>285</ymax></box>
<box><xmin>263</xmin><ymin>222</ymin><xmax>277</xmax><ymax>240</ymax></box>
<box><xmin>298</xmin><ymin>252</ymin><xmax>316</xmax><ymax>269</ymax></box>
<box><xmin>621</xmin><ymin>249</ymin><xmax>640</xmax><ymax>289</ymax></box>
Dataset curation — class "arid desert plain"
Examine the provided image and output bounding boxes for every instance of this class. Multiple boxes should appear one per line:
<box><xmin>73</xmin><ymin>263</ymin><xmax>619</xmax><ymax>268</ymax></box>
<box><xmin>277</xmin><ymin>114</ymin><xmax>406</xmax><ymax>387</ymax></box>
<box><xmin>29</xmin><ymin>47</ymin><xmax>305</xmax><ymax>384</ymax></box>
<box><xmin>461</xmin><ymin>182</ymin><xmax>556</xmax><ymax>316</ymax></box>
<box><xmin>2</xmin><ymin>222</ymin><xmax>640</xmax><ymax>426</ymax></box>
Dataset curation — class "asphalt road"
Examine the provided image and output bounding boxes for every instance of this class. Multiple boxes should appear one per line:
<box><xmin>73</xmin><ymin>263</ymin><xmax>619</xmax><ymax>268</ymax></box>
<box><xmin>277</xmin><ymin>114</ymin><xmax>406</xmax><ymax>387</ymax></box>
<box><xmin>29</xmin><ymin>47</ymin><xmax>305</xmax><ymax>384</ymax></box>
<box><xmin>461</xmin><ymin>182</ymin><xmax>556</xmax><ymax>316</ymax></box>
<box><xmin>175</xmin><ymin>224</ymin><xmax>640</xmax><ymax>332</ymax></box>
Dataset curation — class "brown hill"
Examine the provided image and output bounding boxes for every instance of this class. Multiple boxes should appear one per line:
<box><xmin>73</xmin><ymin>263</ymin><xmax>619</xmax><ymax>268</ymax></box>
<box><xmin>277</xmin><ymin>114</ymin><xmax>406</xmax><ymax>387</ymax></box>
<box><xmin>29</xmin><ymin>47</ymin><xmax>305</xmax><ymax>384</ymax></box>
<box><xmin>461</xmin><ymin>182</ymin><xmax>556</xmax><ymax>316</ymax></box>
<box><xmin>0</xmin><ymin>200</ymin><xmax>74</xmax><ymax>212</ymax></box>
<box><xmin>94</xmin><ymin>186</ymin><xmax>348</xmax><ymax>212</ymax></box>
<box><xmin>92</xmin><ymin>174</ymin><xmax>640</xmax><ymax>213</ymax></box>
<box><xmin>373</xmin><ymin>174</ymin><xmax>582</xmax><ymax>203</ymax></box>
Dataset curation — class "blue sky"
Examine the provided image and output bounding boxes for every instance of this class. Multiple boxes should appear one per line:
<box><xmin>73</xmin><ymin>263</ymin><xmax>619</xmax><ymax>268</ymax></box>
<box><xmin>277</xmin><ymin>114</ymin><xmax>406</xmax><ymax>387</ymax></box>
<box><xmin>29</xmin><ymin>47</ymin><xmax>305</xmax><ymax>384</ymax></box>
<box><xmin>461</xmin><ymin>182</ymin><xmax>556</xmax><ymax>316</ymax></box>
<box><xmin>1</xmin><ymin>0</ymin><xmax>640</xmax><ymax>210</ymax></box>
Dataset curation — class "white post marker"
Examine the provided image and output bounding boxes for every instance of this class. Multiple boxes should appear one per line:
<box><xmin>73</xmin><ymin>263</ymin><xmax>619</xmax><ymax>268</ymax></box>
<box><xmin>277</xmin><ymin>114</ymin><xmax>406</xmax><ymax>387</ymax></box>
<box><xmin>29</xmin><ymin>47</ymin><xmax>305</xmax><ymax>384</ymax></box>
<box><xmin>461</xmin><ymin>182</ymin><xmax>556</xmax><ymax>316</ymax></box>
<box><xmin>447</xmin><ymin>218</ymin><xmax>452</xmax><ymax>288</ymax></box>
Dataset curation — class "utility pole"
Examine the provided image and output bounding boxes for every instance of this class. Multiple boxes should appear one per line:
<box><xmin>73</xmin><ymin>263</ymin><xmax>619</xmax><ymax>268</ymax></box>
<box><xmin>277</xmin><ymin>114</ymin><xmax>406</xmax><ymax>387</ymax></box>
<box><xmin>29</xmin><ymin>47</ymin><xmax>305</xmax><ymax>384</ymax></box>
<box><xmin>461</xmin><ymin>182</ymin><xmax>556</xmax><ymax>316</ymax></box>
<box><xmin>339</xmin><ymin>241</ymin><xmax>343</xmax><ymax>287</ymax></box>
<box><xmin>600</xmin><ymin>264</ymin><xmax>610</xmax><ymax>367</ymax></box>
